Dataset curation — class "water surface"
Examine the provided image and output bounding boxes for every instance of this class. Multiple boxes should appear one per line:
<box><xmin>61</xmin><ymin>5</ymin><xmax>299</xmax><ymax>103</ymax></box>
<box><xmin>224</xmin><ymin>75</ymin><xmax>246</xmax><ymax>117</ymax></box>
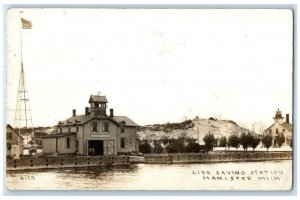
<box><xmin>6</xmin><ymin>160</ymin><xmax>292</xmax><ymax>190</ymax></box>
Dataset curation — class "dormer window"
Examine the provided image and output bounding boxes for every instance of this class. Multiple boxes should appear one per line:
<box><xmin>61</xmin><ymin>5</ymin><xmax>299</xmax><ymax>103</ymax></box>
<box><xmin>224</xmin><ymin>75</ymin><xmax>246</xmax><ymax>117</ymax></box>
<box><xmin>121</xmin><ymin>126</ymin><xmax>125</xmax><ymax>133</ymax></box>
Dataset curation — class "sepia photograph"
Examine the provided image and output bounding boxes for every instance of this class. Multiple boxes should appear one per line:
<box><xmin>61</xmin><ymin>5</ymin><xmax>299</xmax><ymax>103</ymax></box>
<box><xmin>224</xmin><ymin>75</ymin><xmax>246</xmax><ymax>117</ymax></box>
<box><xmin>5</xmin><ymin>8</ymin><xmax>293</xmax><ymax>191</ymax></box>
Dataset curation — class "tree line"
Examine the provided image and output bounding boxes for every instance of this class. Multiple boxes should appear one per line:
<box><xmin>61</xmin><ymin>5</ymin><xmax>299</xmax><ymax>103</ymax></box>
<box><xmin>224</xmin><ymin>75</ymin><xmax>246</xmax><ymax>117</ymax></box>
<box><xmin>139</xmin><ymin>130</ymin><xmax>288</xmax><ymax>154</ymax></box>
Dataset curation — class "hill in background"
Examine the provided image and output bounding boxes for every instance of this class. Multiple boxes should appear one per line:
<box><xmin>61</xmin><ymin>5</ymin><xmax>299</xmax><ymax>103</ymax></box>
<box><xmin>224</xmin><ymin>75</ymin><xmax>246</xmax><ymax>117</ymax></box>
<box><xmin>137</xmin><ymin>117</ymin><xmax>252</xmax><ymax>144</ymax></box>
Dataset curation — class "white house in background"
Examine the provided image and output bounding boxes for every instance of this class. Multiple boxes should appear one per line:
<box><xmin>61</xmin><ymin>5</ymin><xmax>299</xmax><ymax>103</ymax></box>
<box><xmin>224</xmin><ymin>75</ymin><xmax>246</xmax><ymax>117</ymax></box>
<box><xmin>40</xmin><ymin>94</ymin><xmax>139</xmax><ymax>156</ymax></box>
<box><xmin>265</xmin><ymin>109</ymin><xmax>292</xmax><ymax>147</ymax></box>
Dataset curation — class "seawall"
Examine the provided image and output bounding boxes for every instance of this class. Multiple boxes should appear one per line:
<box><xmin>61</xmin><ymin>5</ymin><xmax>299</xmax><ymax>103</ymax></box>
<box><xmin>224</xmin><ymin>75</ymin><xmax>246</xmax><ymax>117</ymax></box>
<box><xmin>7</xmin><ymin>155</ymin><xmax>130</xmax><ymax>171</ymax></box>
<box><xmin>144</xmin><ymin>151</ymin><xmax>292</xmax><ymax>164</ymax></box>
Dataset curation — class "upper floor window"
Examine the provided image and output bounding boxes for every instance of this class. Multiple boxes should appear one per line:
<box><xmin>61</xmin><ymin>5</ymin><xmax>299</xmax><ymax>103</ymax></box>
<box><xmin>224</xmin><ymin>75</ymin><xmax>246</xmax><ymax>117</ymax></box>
<box><xmin>60</xmin><ymin>127</ymin><xmax>62</xmax><ymax>133</ymax></box>
<box><xmin>102</xmin><ymin>122</ymin><xmax>109</xmax><ymax>132</ymax></box>
<box><xmin>283</xmin><ymin>129</ymin><xmax>285</xmax><ymax>132</ymax></box>
<box><xmin>66</xmin><ymin>137</ymin><xmax>70</xmax><ymax>148</ymax></box>
<box><xmin>68</xmin><ymin>127</ymin><xmax>71</xmax><ymax>133</ymax></box>
<box><xmin>276</xmin><ymin>128</ymin><xmax>279</xmax><ymax>134</ymax></box>
<box><xmin>91</xmin><ymin>122</ymin><xmax>98</xmax><ymax>132</ymax></box>
<box><xmin>121</xmin><ymin>137</ymin><xmax>125</xmax><ymax>148</ymax></box>
<box><xmin>76</xmin><ymin>140</ymin><xmax>79</xmax><ymax>152</ymax></box>
<box><xmin>76</xmin><ymin>126</ymin><xmax>79</xmax><ymax>132</ymax></box>
<box><xmin>269</xmin><ymin>129</ymin><xmax>272</xmax><ymax>133</ymax></box>
<box><xmin>121</xmin><ymin>126</ymin><xmax>125</xmax><ymax>133</ymax></box>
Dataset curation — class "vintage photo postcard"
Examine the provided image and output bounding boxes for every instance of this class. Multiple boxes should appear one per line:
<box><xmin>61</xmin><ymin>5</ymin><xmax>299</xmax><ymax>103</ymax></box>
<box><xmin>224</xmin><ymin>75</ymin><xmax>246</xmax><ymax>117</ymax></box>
<box><xmin>5</xmin><ymin>8</ymin><xmax>293</xmax><ymax>191</ymax></box>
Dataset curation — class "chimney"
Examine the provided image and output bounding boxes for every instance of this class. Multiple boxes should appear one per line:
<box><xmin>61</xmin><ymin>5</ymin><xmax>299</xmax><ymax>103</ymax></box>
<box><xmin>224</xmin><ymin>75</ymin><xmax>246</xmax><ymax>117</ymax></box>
<box><xmin>110</xmin><ymin>108</ymin><xmax>114</xmax><ymax>117</ymax></box>
<box><xmin>72</xmin><ymin>109</ymin><xmax>76</xmax><ymax>116</ymax></box>
<box><xmin>286</xmin><ymin>114</ymin><xmax>289</xmax><ymax>123</ymax></box>
<box><xmin>85</xmin><ymin>107</ymin><xmax>89</xmax><ymax>115</ymax></box>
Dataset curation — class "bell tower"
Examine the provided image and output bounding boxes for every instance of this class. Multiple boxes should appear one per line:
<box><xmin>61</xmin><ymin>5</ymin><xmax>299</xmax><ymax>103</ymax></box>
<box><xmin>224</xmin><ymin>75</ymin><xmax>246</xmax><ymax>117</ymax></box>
<box><xmin>88</xmin><ymin>95</ymin><xmax>108</xmax><ymax>116</ymax></box>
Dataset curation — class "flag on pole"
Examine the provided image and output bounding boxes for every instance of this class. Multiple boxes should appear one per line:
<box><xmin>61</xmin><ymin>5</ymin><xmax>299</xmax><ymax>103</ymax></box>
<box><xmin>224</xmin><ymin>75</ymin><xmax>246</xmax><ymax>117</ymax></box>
<box><xmin>21</xmin><ymin>18</ymin><xmax>32</xmax><ymax>29</ymax></box>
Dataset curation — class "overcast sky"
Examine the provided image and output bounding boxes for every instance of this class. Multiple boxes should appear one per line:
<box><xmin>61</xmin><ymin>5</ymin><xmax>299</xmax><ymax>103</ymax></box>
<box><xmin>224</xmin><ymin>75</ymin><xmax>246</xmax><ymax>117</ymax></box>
<box><xmin>6</xmin><ymin>8</ymin><xmax>293</xmax><ymax>128</ymax></box>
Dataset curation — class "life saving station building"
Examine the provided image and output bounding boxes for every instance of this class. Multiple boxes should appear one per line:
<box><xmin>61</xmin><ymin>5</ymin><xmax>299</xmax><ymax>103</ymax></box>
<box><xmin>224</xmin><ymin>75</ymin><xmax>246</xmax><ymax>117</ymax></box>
<box><xmin>41</xmin><ymin>95</ymin><xmax>139</xmax><ymax>156</ymax></box>
<box><xmin>265</xmin><ymin>109</ymin><xmax>292</xmax><ymax>147</ymax></box>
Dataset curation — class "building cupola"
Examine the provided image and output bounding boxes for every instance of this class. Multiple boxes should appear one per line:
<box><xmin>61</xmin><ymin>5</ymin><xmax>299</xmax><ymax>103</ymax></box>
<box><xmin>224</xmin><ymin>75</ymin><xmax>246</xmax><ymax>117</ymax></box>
<box><xmin>88</xmin><ymin>95</ymin><xmax>108</xmax><ymax>116</ymax></box>
<box><xmin>273</xmin><ymin>108</ymin><xmax>284</xmax><ymax>124</ymax></box>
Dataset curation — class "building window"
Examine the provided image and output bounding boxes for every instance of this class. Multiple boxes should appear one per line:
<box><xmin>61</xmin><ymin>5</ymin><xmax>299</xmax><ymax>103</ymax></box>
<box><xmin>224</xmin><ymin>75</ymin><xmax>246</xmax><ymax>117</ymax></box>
<box><xmin>76</xmin><ymin>140</ymin><xmax>79</xmax><ymax>152</ymax></box>
<box><xmin>121</xmin><ymin>138</ymin><xmax>125</xmax><ymax>148</ymax></box>
<box><xmin>103</xmin><ymin>122</ymin><xmax>109</xmax><ymax>132</ymax></box>
<box><xmin>91</xmin><ymin>122</ymin><xmax>98</xmax><ymax>132</ymax></box>
<box><xmin>269</xmin><ymin>129</ymin><xmax>272</xmax><ymax>133</ymax></box>
<box><xmin>283</xmin><ymin>129</ymin><xmax>285</xmax><ymax>133</ymax></box>
<box><xmin>276</xmin><ymin>128</ymin><xmax>278</xmax><ymax>134</ymax></box>
<box><xmin>66</xmin><ymin>137</ymin><xmax>70</xmax><ymax>148</ymax></box>
<box><xmin>68</xmin><ymin>127</ymin><xmax>70</xmax><ymax>133</ymax></box>
<box><xmin>60</xmin><ymin>127</ymin><xmax>62</xmax><ymax>133</ymax></box>
<box><xmin>76</xmin><ymin>126</ymin><xmax>79</xmax><ymax>132</ymax></box>
<box><xmin>121</xmin><ymin>126</ymin><xmax>125</xmax><ymax>133</ymax></box>
<box><xmin>7</xmin><ymin>142</ymin><xmax>11</xmax><ymax>150</ymax></box>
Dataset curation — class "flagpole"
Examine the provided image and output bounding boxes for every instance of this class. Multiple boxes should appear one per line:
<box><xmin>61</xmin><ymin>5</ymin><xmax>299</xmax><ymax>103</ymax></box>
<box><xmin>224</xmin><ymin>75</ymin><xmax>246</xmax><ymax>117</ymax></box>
<box><xmin>17</xmin><ymin>14</ymin><xmax>36</xmax><ymax>153</ymax></box>
<box><xmin>16</xmin><ymin>14</ymin><xmax>24</xmax><ymax>149</ymax></box>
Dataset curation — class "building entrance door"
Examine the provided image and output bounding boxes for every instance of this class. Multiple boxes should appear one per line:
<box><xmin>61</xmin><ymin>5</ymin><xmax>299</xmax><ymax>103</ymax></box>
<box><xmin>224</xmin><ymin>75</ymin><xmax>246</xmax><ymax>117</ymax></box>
<box><xmin>104</xmin><ymin>140</ymin><xmax>115</xmax><ymax>155</ymax></box>
<box><xmin>88</xmin><ymin>140</ymin><xmax>103</xmax><ymax>156</ymax></box>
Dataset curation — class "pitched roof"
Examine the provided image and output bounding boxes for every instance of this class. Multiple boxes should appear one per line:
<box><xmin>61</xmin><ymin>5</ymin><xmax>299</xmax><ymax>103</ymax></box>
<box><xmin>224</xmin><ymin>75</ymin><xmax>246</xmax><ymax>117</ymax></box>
<box><xmin>6</xmin><ymin>124</ymin><xmax>24</xmax><ymax>139</ymax></box>
<box><xmin>57</xmin><ymin>114</ymin><xmax>92</xmax><ymax>126</ymax></box>
<box><xmin>6</xmin><ymin>124</ymin><xmax>13</xmax><ymax>130</ymax></box>
<box><xmin>89</xmin><ymin>95</ymin><xmax>108</xmax><ymax>103</ymax></box>
<box><xmin>56</xmin><ymin>114</ymin><xmax>120</xmax><ymax>127</ymax></box>
<box><xmin>281</xmin><ymin>122</ymin><xmax>292</xmax><ymax>132</ymax></box>
<box><xmin>265</xmin><ymin>123</ymin><xmax>275</xmax><ymax>131</ymax></box>
<box><xmin>265</xmin><ymin>122</ymin><xmax>292</xmax><ymax>132</ymax></box>
<box><xmin>113</xmin><ymin>116</ymin><xmax>139</xmax><ymax>127</ymax></box>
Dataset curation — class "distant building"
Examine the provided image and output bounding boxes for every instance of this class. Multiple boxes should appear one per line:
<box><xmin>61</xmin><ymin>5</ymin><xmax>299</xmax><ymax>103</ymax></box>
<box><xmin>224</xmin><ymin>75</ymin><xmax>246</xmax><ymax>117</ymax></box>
<box><xmin>6</xmin><ymin>124</ymin><xmax>24</xmax><ymax>158</ymax></box>
<box><xmin>265</xmin><ymin>109</ymin><xmax>292</xmax><ymax>147</ymax></box>
<box><xmin>40</xmin><ymin>95</ymin><xmax>139</xmax><ymax>156</ymax></box>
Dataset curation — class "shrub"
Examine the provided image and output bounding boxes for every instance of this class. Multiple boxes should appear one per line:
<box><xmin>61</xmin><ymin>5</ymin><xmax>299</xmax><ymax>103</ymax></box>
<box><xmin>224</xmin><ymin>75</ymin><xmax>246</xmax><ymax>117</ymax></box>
<box><xmin>152</xmin><ymin>141</ymin><xmax>164</xmax><ymax>154</ymax></box>
<box><xmin>250</xmin><ymin>135</ymin><xmax>261</xmax><ymax>151</ymax></box>
<box><xmin>219</xmin><ymin>136</ymin><xmax>227</xmax><ymax>147</ymax></box>
<box><xmin>228</xmin><ymin>134</ymin><xmax>240</xmax><ymax>150</ymax></box>
<box><xmin>186</xmin><ymin>143</ymin><xmax>201</xmax><ymax>153</ymax></box>
<box><xmin>239</xmin><ymin>133</ymin><xmax>252</xmax><ymax>152</ymax></box>
<box><xmin>203</xmin><ymin>133</ymin><xmax>215</xmax><ymax>153</ymax></box>
<box><xmin>139</xmin><ymin>141</ymin><xmax>151</xmax><ymax>154</ymax></box>
<box><xmin>262</xmin><ymin>134</ymin><xmax>273</xmax><ymax>152</ymax></box>
<box><xmin>276</xmin><ymin>133</ymin><xmax>285</xmax><ymax>148</ymax></box>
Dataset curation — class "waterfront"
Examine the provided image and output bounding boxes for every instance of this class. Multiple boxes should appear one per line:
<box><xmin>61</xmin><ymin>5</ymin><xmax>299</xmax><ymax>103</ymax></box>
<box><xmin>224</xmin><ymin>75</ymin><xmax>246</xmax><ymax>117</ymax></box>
<box><xmin>6</xmin><ymin>160</ymin><xmax>292</xmax><ymax>190</ymax></box>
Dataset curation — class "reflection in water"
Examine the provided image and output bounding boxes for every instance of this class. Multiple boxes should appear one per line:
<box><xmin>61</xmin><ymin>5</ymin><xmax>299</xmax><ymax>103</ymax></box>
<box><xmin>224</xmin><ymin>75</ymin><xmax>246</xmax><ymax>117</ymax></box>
<box><xmin>6</xmin><ymin>160</ymin><xmax>292</xmax><ymax>190</ymax></box>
